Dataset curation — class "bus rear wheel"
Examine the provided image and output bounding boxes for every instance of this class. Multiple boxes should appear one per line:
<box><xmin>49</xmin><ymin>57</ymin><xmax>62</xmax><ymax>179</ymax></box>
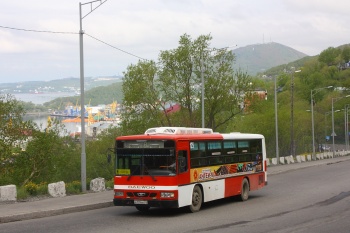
<box><xmin>188</xmin><ymin>185</ymin><xmax>202</xmax><ymax>212</ymax></box>
<box><xmin>239</xmin><ymin>178</ymin><xmax>249</xmax><ymax>201</ymax></box>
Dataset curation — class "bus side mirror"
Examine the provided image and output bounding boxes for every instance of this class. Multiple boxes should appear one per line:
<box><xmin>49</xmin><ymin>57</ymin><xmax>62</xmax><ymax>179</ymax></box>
<box><xmin>107</xmin><ymin>153</ymin><xmax>111</xmax><ymax>164</ymax></box>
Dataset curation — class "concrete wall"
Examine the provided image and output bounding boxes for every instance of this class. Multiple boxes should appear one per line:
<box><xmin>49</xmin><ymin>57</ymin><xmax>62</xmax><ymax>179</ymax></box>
<box><xmin>90</xmin><ymin>178</ymin><xmax>105</xmax><ymax>192</ymax></box>
<box><xmin>267</xmin><ymin>150</ymin><xmax>350</xmax><ymax>166</ymax></box>
<box><xmin>0</xmin><ymin>185</ymin><xmax>17</xmax><ymax>201</ymax></box>
<box><xmin>0</xmin><ymin>178</ymin><xmax>107</xmax><ymax>202</ymax></box>
<box><xmin>48</xmin><ymin>181</ymin><xmax>66</xmax><ymax>198</ymax></box>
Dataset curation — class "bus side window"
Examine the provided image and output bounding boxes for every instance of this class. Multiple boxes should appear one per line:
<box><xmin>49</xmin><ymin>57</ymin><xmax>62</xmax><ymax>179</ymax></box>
<box><xmin>238</xmin><ymin>141</ymin><xmax>249</xmax><ymax>154</ymax></box>
<box><xmin>250</xmin><ymin>140</ymin><xmax>262</xmax><ymax>153</ymax></box>
<box><xmin>178</xmin><ymin>150</ymin><xmax>187</xmax><ymax>173</ymax></box>
<box><xmin>223</xmin><ymin>141</ymin><xmax>237</xmax><ymax>164</ymax></box>
<box><xmin>190</xmin><ymin>150</ymin><xmax>201</xmax><ymax>168</ymax></box>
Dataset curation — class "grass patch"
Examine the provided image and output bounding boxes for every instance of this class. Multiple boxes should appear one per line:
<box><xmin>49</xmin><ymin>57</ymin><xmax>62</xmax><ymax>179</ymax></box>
<box><xmin>105</xmin><ymin>178</ymin><xmax>114</xmax><ymax>189</ymax></box>
<box><xmin>17</xmin><ymin>186</ymin><xmax>30</xmax><ymax>200</ymax></box>
<box><xmin>66</xmin><ymin>180</ymin><xmax>82</xmax><ymax>195</ymax></box>
<box><xmin>37</xmin><ymin>182</ymin><xmax>48</xmax><ymax>195</ymax></box>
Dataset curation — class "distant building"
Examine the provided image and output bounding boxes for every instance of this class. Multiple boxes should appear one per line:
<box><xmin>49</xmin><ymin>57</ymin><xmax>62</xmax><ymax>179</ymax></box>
<box><xmin>244</xmin><ymin>89</ymin><xmax>267</xmax><ymax>112</ymax></box>
<box><xmin>165</xmin><ymin>103</ymin><xmax>181</xmax><ymax>114</ymax></box>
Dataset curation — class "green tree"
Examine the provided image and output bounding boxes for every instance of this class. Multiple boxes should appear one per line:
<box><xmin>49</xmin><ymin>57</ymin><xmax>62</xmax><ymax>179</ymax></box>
<box><xmin>121</xmin><ymin>34</ymin><xmax>253</xmax><ymax>132</ymax></box>
<box><xmin>341</xmin><ymin>46</ymin><xmax>350</xmax><ymax>62</ymax></box>
<box><xmin>11</xmin><ymin>119</ymin><xmax>78</xmax><ymax>186</ymax></box>
<box><xmin>121</xmin><ymin>60</ymin><xmax>163</xmax><ymax>135</ymax></box>
<box><xmin>0</xmin><ymin>94</ymin><xmax>33</xmax><ymax>180</ymax></box>
<box><xmin>86</xmin><ymin>126</ymin><xmax>121</xmax><ymax>180</ymax></box>
<box><xmin>318</xmin><ymin>47</ymin><xmax>341</xmax><ymax>66</ymax></box>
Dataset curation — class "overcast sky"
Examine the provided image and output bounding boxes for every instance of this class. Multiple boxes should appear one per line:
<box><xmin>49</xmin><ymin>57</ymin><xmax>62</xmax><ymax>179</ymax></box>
<box><xmin>0</xmin><ymin>0</ymin><xmax>349</xmax><ymax>84</ymax></box>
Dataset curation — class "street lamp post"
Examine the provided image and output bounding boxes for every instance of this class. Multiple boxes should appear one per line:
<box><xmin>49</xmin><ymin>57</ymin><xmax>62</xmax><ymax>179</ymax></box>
<box><xmin>290</xmin><ymin>72</ymin><xmax>294</xmax><ymax>156</ymax></box>
<box><xmin>325</xmin><ymin>110</ymin><xmax>339</xmax><ymax>153</ymax></box>
<box><xmin>290</xmin><ymin>69</ymin><xmax>301</xmax><ymax>156</ymax></box>
<box><xmin>200</xmin><ymin>58</ymin><xmax>204</xmax><ymax>128</ymax></box>
<box><xmin>310</xmin><ymin>86</ymin><xmax>332</xmax><ymax>159</ymax></box>
<box><xmin>324</xmin><ymin>111</ymin><xmax>331</xmax><ymax>153</ymax></box>
<box><xmin>331</xmin><ymin>95</ymin><xmax>350</xmax><ymax>158</ymax></box>
<box><xmin>274</xmin><ymin>75</ymin><xmax>279</xmax><ymax>164</ymax></box>
<box><xmin>345</xmin><ymin>104</ymin><xmax>350</xmax><ymax>151</ymax></box>
<box><xmin>79</xmin><ymin>0</ymin><xmax>108</xmax><ymax>192</ymax></box>
<box><xmin>347</xmin><ymin>105</ymin><xmax>350</xmax><ymax>151</ymax></box>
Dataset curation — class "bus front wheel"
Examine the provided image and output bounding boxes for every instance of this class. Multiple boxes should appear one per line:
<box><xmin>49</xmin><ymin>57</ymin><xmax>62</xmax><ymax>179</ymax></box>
<box><xmin>239</xmin><ymin>178</ymin><xmax>249</xmax><ymax>201</ymax></box>
<box><xmin>188</xmin><ymin>185</ymin><xmax>202</xmax><ymax>212</ymax></box>
<box><xmin>136</xmin><ymin>205</ymin><xmax>150</xmax><ymax>212</ymax></box>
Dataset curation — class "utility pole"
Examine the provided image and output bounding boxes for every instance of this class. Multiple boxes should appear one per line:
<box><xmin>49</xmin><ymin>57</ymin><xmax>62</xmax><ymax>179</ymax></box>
<box><xmin>79</xmin><ymin>0</ymin><xmax>108</xmax><ymax>192</ymax></box>
<box><xmin>275</xmin><ymin>76</ymin><xmax>279</xmax><ymax>163</ymax></box>
<box><xmin>290</xmin><ymin>69</ymin><xmax>301</xmax><ymax>156</ymax></box>
<box><xmin>311</xmin><ymin>86</ymin><xmax>333</xmax><ymax>159</ymax></box>
<box><xmin>290</xmin><ymin>72</ymin><xmax>295</xmax><ymax>156</ymax></box>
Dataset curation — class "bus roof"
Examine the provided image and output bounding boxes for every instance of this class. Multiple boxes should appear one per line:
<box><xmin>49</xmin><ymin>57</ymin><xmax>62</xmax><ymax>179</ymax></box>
<box><xmin>116</xmin><ymin>127</ymin><xmax>264</xmax><ymax>141</ymax></box>
<box><xmin>144</xmin><ymin>127</ymin><xmax>213</xmax><ymax>135</ymax></box>
<box><xmin>222</xmin><ymin>133</ymin><xmax>265</xmax><ymax>140</ymax></box>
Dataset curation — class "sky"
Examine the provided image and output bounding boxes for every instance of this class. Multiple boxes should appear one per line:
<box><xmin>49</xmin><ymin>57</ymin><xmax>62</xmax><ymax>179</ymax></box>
<box><xmin>0</xmin><ymin>0</ymin><xmax>349</xmax><ymax>84</ymax></box>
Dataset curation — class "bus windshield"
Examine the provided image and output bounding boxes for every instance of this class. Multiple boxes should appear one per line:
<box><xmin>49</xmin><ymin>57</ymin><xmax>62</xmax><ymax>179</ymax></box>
<box><xmin>115</xmin><ymin>147</ymin><xmax>176</xmax><ymax>177</ymax></box>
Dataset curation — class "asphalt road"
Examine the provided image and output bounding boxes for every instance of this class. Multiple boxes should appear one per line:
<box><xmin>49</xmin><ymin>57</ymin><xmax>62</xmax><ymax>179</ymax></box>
<box><xmin>1</xmin><ymin>159</ymin><xmax>350</xmax><ymax>233</ymax></box>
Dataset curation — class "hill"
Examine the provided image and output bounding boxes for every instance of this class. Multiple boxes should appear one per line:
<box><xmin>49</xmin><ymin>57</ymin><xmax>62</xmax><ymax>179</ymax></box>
<box><xmin>262</xmin><ymin>55</ymin><xmax>319</xmax><ymax>77</ymax></box>
<box><xmin>43</xmin><ymin>82</ymin><xmax>123</xmax><ymax>109</ymax></box>
<box><xmin>232</xmin><ymin>42</ymin><xmax>308</xmax><ymax>75</ymax></box>
<box><xmin>0</xmin><ymin>42</ymin><xmax>308</xmax><ymax>96</ymax></box>
<box><xmin>0</xmin><ymin>42</ymin><xmax>313</xmax><ymax>109</ymax></box>
<box><xmin>0</xmin><ymin>76</ymin><xmax>122</xmax><ymax>94</ymax></box>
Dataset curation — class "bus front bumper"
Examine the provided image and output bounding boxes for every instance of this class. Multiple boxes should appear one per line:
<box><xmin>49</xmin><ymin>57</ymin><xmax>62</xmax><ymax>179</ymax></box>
<box><xmin>113</xmin><ymin>198</ymin><xmax>179</xmax><ymax>208</ymax></box>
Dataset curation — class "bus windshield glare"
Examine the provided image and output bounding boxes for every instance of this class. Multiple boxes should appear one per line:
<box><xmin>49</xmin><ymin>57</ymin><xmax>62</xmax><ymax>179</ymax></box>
<box><xmin>115</xmin><ymin>141</ymin><xmax>176</xmax><ymax>177</ymax></box>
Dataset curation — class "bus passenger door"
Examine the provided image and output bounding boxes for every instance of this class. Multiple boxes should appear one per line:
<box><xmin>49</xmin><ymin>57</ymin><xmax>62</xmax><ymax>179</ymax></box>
<box><xmin>177</xmin><ymin>140</ymin><xmax>190</xmax><ymax>185</ymax></box>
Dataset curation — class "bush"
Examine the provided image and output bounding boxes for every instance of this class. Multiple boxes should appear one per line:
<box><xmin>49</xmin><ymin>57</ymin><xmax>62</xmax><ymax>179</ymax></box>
<box><xmin>66</xmin><ymin>180</ymin><xmax>81</xmax><ymax>195</ymax></box>
<box><xmin>17</xmin><ymin>186</ymin><xmax>30</xmax><ymax>200</ymax></box>
<box><xmin>37</xmin><ymin>182</ymin><xmax>48</xmax><ymax>196</ymax></box>
<box><xmin>24</xmin><ymin>182</ymin><xmax>38</xmax><ymax>195</ymax></box>
<box><xmin>105</xmin><ymin>178</ymin><xmax>114</xmax><ymax>189</ymax></box>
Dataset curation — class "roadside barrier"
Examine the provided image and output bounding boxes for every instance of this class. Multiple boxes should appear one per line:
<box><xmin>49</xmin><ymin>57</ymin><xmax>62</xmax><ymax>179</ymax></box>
<box><xmin>267</xmin><ymin>150</ymin><xmax>350</xmax><ymax>166</ymax></box>
<box><xmin>0</xmin><ymin>177</ymin><xmax>107</xmax><ymax>202</ymax></box>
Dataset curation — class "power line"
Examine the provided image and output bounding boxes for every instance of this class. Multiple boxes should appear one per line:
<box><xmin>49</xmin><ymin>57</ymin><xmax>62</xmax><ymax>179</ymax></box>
<box><xmin>0</xmin><ymin>25</ymin><xmax>77</xmax><ymax>34</ymax></box>
<box><xmin>0</xmin><ymin>24</ymin><xmax>148</xmax><ymax>61</ymax></box>
<box><xmin>85</xmin><ymin>33</ymin><xmax>147</xmax><ymax>61</ymax></box>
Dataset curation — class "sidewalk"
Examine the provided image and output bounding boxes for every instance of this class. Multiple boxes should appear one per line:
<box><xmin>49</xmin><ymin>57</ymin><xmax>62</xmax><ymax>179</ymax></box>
<box><xmin>1</xmin><ymin>155</ymin><xmax>349</xmax><ymax>224</ymax></box>
<box><xmin>0</xmin><ymin>190</ymin><xmax>114</xmax><ymax>224</ymax></box>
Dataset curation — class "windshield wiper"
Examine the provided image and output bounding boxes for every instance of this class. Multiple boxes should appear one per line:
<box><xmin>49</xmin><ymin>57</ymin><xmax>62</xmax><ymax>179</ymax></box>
<box><xmin>127</xmin><ymin>166</ymin><xmax>140</xmax><ymax>181</ymax></box>
<box><xmin>142</xmin><ymin>164</ymin><xmax>157</xmax><ymax>181</ymax></box>
<box><xmin>149</xmin><ymin>174</ymin><xmax>157</xmax><ymax>181</ymax></box>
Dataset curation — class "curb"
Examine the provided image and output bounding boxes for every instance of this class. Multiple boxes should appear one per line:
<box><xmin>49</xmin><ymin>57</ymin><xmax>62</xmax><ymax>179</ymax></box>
<box><xmin>267</xmin><ymin>155</ymin><xmax>350</xmax><ymax>175</ymax></box>
<box><xmin>0</xmin><ymin>201</ymin><xmax>113</xmax><ymax>224</ymax></box>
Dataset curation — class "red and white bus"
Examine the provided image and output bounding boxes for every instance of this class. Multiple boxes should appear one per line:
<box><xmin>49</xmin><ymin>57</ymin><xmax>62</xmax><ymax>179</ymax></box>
<box><xmin>113</xmin><ymin>127</ymin><xmax>267</xmax><ymax>212</ymax></box>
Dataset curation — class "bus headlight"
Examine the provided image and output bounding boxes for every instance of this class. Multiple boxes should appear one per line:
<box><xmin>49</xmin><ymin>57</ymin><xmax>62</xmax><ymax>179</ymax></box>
<box><xmin>161</xmin><ymin>192</ymin><xmax>175</xmax><ymax>198</ymax></box>
<box><xmin>115</xmin><ymin>191</ymin><xmax>124</xmax><ymax>196</ymax></box>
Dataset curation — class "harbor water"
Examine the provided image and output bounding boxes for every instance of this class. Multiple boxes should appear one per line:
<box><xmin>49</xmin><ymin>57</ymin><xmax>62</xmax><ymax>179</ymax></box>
<box><xmin>23</xmin><ymin>115</ymin><xmax>86</xmax><ymax>136</ymax></box>
<box><xmin>12</xmin><ymin>92</ymin><xmax>85</xmax><ymax>136</ymax></box>
<box><xmin>11</xmin><ymin>92</ymin><xmax>119</xmax><ymax>136</ymax></box>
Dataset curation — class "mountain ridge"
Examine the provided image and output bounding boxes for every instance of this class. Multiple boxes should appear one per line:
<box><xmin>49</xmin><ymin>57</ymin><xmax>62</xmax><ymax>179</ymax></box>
<box><xmin>0</xmin><ymin>42</ymin><xmax>313</xmax><ymax>101</ymax></box>
<box><xmin>232</xmin><ymin>42</ymin><xmax>308</xmax><ymax>75</ymax></box>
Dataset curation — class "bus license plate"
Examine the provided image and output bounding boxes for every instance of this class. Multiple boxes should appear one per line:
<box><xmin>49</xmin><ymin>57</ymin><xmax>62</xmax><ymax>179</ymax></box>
<box><xmin>134</xmin><ymin>200</ymin><xmax>148</xmax><ymax>204</ymax></box>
